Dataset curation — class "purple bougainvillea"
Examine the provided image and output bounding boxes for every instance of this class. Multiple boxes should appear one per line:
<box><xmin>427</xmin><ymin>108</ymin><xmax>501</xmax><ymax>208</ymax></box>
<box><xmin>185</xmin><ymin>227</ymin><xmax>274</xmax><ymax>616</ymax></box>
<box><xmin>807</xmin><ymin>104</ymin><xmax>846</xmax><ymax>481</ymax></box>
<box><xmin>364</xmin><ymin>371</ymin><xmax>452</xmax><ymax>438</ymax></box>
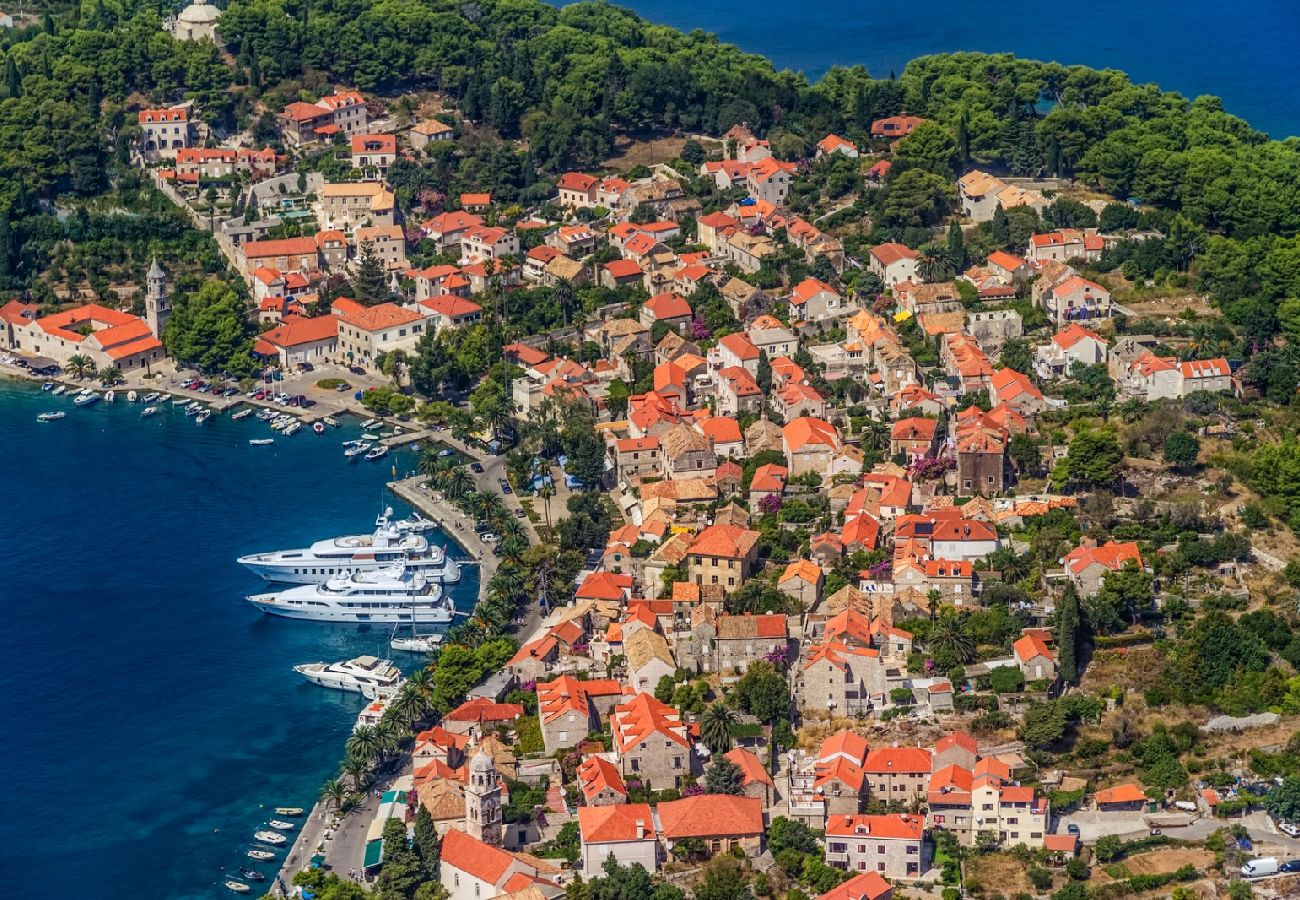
<box><xmin>690</xmin><ymin>318</ymin><xmax>711</xmax><ymax>340</ymax></box>
<box><xmin>758</xmin><ymin>493</ymin><xmax>783</xmax><ymax>516</ymax></box>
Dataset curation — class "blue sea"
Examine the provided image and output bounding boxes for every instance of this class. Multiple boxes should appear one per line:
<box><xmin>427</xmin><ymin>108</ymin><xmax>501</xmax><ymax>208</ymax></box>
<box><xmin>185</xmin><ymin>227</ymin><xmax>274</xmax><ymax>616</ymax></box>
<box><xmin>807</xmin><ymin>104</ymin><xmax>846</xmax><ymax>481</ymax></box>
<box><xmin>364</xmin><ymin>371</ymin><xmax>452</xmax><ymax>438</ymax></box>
<box><xmin>0</xmin><ymin>379</ymin><xmax>477</xmax><ymax>899</ymax></box>
<box><xmin>565</xmin><ymin>0</ymin><xmax>1300</xmax><ymax>138</ymax></box>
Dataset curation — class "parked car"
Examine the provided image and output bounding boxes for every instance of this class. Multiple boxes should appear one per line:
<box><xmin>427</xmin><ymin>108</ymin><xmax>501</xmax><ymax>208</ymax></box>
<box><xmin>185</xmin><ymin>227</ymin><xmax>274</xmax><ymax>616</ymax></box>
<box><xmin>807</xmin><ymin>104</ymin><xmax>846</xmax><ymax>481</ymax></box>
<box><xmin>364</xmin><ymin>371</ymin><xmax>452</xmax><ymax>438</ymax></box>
<box><xmin>481</xmin><ymin>533</ymin><xmax>498</xmax><ymax>543</ymax></box>
<box><xmin>470</xmin><ymin>462</ymin><xmax>484</xmax><ymax>473</ymax></box>
<box><xmin>1280</xmin><ymin>860</ymin><xmax>1300</xmax><ymax>873</ymax></box>
<box><xmin>1238</xmin><ymin>837</ymin><xmax>1255</xmax><ymax>852</ymax></box>
<box><xmin>1067</xmin><ymin>824</ymin><xmax>1080</xmax><ymax>836</ymax></box>
<box><xmin>514</xmin><ymin>508</ymin><xmax>526</xmax><ymax>518</ymax></box>
<box><xmin>1280</xmin><ymin>822</ymin><xmax>1300</xmax><ymax>838</ymax></box>
<box><xmin>335</xmin><ymin>382</ymin><xmax>351</xmax><ymax>392</ymax></box>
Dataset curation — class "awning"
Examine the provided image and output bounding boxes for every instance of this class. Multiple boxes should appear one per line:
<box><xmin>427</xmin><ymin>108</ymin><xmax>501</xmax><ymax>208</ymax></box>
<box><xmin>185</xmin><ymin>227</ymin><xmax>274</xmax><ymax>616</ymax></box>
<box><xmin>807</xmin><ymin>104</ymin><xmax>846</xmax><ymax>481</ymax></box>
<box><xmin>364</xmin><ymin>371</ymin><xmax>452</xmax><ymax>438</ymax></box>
<box><xmin>363</xmin><ymin>838</ymin><xmax>384</xmax><ymax>869</ymax></box>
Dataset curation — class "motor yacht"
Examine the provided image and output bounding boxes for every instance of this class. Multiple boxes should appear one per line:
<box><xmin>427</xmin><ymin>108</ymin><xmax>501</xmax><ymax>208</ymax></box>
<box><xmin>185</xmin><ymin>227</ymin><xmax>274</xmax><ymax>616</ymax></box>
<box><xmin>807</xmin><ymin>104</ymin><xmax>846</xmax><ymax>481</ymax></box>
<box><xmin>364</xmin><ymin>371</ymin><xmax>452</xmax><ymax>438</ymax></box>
<box><xmin>73</xmin><ymin>391</ymin><xmax>101</xmax><ymax>407</ymax></box>
<box><xmin>292</xmin><ymin>655</ymin><xmax>402</xmax><ymax>698</ymax></box>
<box><xmin>238</xmin><ymin>510</ymin><xmax>459</xmax><ymax>584</ymax></box>
<box><xmin>36</xmin><ymin>411</ymin><xmax>65</xmax><ymax>422</ymax></box>
<box><xmin>247</xmin><ymin>563</ymin><xmax>456</xmax><ymax>624</ymax></box>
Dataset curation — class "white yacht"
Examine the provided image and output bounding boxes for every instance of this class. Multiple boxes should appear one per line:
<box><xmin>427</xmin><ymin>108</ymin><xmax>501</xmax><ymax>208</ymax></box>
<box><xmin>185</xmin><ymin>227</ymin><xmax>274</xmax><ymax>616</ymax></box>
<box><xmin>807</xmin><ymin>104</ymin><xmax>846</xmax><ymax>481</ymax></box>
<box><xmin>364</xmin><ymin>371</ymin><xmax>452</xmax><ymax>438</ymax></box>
<box><xmin>246</xmin><ymin>563</ymin><xmax>456</xmax><ymax>624</ymax></box>
<box><xmin>293</xmin><ymin>655</ymin><xmax>402</xmax><ymax>698</ymax></box>
<box><xmin>237</xmin><ymin>509</ymin><xmax>461</xmax><ymax>584</ymax></box>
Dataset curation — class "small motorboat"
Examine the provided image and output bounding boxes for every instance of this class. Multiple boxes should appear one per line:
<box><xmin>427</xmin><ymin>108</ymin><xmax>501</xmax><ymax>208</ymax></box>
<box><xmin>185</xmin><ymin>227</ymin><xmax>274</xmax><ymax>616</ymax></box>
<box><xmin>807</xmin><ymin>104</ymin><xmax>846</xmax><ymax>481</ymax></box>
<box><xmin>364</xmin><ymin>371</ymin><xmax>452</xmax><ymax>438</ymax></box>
<box><xmin>195</xmin><ymin>410</ymin><xmax>212</xmax><ymax>424</ymax></box>
<box><xmin>256</xmin><ymin>408</ymin><xmax>275</xmax><ymax>421</ymax></box>
<box><xmin>268</xmin><ymin>819</ymin><xmax>295</xmax><ymax>831</ymax></box>
<box><xmin>362</xmin><ymin>433</ymin><xmax>380</xmax><ymax>441</ymax></box>
<box><xmin>274</xmin><ymin>807</ymin><xmax>304</xmax><ymax>817</ymax></box>
<box><xmin>253</xmin><ymin>830</ymin><xmax>286</xmax><ymax>846</ymax></box>
<box><xmin>231</xmin><ymin>408</ymin><xmax>253</xmax><ymax>420</ymax></box>
<box><xmin>185</xmin><ymin>401</ymin><xmax>202</xmax><ymax>416</ymax></box>
<box><xmin>344</xmin><ymin>442</ymin><xmax>372</xmax><ymax>458</ymax></box>
<box><xmin>224</xmin><ymin>880</ymin><xmax>251</xmax><ymax>894</ymax></box>
<box><xmin>51</xmin><ymin>385</ymin><xmax>66</xmax><ymax>395</ymax></box>
<box><xmin>104</xmin><ymin>390</ymin><xmax>116</xmax><ymax>402</ymax></box>
<box><xmin>250</xmin><ymin>438</ymin><xmax>275</xmax><ymax>446</ymax></box>
<box><xmin>283</xmin><ymin>422</ymin><xmax>301</xmax><ymax>436</ymax></box>
<box><xmin>313</xmin><ymin>422</ymin><xmax>325</xmax><ymax>434</ymax></box>
<box><xmin>73</xmin><ymin>391</ymin><xmax>101</xmax><ymax>407</ymax></box>
<box><xmin>323</xmin><ymin>416</ymin><xmax>340</xmax><ymax>428</ymax></box>
<box><xmin>239</xmin><ymin>867</ymin><xmax>266</xmax><ymax>882</ymax></box>
<box><xmin>246</xmin><ymin>849</ymin><xmax>276</xmax><ymax>862</ymax></box>
<box><xmin>140</xmin><ymin>406</ymin><xmax>158</xmax><ymax>418</ymax></box>
<box><xmin>360</xmin><ymin>418</ymin><xmax>378</xmax><ymax>429</ymax></box>
<box><xmin>391</xmin><ymin>634</ymin><xmax>442</xmax><ymax>653</ymax></box>
<box><xmin>143</xmin><ymin>392</ymin><xmax>159</xmax><ymax>403</ymax></box>
<box><xmin>41</xmin><ymin>381</ymin><xmax>53</xmax><ymax>391</ymax></box>
<box><xmin>365</xmin><ymin>445</ymin><xmax>389</xmax><ymax>461</ymax></box>
<box><xmin>127</xmin><ymin>390</ymin><xmax>138</xmax><ymax>402</ymax></box>
<box><xmin>37</xmin><ymin>411</ymin><xmax>66</xmax><ymax>422</ymax></box>
<box><xmin>270</xmin><ymin>419</ymin><xmax>289</xmax><ymax>431</ymax></box>
<box><xmin>171</xmin><ymin>396</ymin><xmax>189</xmax><ymax>406</ymax></box>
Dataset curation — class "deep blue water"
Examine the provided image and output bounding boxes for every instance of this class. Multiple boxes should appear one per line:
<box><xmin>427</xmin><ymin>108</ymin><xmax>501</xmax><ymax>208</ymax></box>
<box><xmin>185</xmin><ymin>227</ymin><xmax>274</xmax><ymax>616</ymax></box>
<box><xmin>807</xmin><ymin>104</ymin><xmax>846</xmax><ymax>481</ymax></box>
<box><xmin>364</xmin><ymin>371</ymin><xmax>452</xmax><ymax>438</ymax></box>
<box><xmin>563</xmin><ymin>0</ymin><xmax>1300</xmax><ymax>138</ymax></box>
<box><xmin>0</xmin><ymin>379</ymin><xmax>477</xmax><ymax>899</ymax></box>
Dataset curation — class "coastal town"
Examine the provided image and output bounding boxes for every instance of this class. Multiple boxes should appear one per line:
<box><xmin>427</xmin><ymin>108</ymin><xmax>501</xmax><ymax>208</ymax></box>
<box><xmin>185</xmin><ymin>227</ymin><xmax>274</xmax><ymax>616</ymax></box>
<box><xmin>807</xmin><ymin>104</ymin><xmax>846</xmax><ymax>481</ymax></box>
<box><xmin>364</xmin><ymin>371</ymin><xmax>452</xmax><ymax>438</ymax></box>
<box><xmin>6</xmin><ymin>3</ymin><xmax>1300</xmax><ymax>900</ymax></box>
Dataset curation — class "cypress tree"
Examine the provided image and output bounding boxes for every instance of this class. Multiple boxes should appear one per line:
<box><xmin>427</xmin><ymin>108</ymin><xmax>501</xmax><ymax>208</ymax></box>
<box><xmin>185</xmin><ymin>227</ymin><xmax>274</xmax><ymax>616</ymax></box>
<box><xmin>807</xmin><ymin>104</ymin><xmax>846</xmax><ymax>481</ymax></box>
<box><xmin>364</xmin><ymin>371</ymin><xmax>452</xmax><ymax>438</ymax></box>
<box><xmin>946</xmin><ymin>222</ymin><xmax>965</xmax><ymax>271</ymax></box>
<box><xmin>6</xmin><ymin>56</ymin><xmax>20</xmax><ymax>99</ymax></box>
<box><xmin>956</xmin><ymin>109</ymin><xmax>970</xmax><ymax>168</ymax></box>
<box><xmin>991</xmin><ymin>205</ymin><xmax>1011</xmax><ymax>249</ymax></box>
<box><xmin>1056</xmin><ymin>583</ymin><xmax>1081</xmax><ymax>684</ymax></box>
<box><xmin>353</xmin><ymin>240</ymin><xmax>389</xmax><ymax>306</ymax></box>
<box><xmin>0</xmin><ymin>208</ymin><xmax>14</xmax><ymax>280</ymax></box>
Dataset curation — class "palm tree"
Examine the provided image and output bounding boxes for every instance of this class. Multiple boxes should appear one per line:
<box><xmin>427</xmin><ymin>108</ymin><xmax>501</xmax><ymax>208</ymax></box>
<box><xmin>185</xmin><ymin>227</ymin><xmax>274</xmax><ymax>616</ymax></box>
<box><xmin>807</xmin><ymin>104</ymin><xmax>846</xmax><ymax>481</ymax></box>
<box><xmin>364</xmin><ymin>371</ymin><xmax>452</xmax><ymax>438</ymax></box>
<box><xmin>538</xmin><ymin>483</ymin><xmax>554</xmax><ymax>528</ymax></box>
<box><xmin>320</xmin><ymin>778</ymin><xmax>348</xmax><ymax>811</ymax></box>
<box><xmin>927</xmin><ymin>589</ymin><xmax>942</xmax><ymax>623</ymax></box>
<box><xmin>928</xmin><ymin>612</ymin><xmax>975</xmax><ymax>663</ymax></box>
<box><xmin>373</xmin><ymin>718</ymin><xmax>402</xmax><ymax>760</ymax></box>
<box><xmin>497</xmin><ymin>533</ymin><xmax>527</xmax><ymax>562</ymax></box>
<box><xmin>98</xmin><ymin>365</ymin><xmax>123</xmax><ymax>386</ymax></box>
<box><xmin>406</xmin><ymin>666</ymin><xmax>435</xmax><ymax>701</ymax></box>
<box><xmin>498</xmin><ymin>519</ymin><xmax>526</xmax><ymax>544</ymax></box>
<box><xmin>340</xmin><ymin>755</ymin><xmax>372</xmax><ymax>793</ymax></box>
<box><xmin>65</xmin><ymin>354</ymin><xmax>94</xmax><ymax>379</ymax></box>
<box><xmin>481</xmin><ymin>403</ymin><xmax>512</xmax><ymax>444</ymax></box>
<box><xmin>700</xmin><ymin>703</ymin><xmax>736</xmax><ymax>753</ymax></box>
<box><xmin>916</xmin><ymin>244</ymin><xmax>954</xmax><ymax>284</ymax></box>
<box><xmin>419</xmin><ymin>449</ymin><xmax>456</xmax><ymax>479</ymax></box>
<box><xmin>444</xmin><ymin>467</ymin><xmax>475</xmax><ymax>500</ymax></box>
<box><xmin>385</xmin><ymin>686</ymin><xmax>420</xmax><ymax>728</ymax></box>
<box><xmin>346</xmin><ymin>725</ymin><xmax>383</xmax><ymax>766</ymax></box>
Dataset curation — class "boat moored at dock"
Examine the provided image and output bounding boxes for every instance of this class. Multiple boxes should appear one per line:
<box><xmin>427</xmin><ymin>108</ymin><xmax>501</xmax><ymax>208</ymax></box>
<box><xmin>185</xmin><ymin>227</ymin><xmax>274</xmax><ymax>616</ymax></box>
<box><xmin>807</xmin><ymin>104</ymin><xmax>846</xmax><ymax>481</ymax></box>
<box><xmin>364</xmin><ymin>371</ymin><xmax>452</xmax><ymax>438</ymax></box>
<box><xmin>237</xmin><ymin>509</ymin><xmax>459</xmax><ymax>585</ymax></box>
<box><xmin>292</xmin><ymin>655</ymin><xmax>402</xmax><ymax>697</ymax></box>
<box><xmin>246</xmin><ymin>562</ymin><xmax>455</xmax><ymax>624</ymax></box>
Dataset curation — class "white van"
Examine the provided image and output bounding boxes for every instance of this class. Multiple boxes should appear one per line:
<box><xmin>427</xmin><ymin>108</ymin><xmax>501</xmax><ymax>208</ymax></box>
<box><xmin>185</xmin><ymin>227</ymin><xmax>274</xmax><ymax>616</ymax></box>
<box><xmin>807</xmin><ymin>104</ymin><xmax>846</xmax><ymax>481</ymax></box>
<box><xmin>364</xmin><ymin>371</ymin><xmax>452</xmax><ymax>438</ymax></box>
<box><xmin>1241</xmin><ymin>857</ymin><xmax>1279</xmax><ymax>878</ymax></box>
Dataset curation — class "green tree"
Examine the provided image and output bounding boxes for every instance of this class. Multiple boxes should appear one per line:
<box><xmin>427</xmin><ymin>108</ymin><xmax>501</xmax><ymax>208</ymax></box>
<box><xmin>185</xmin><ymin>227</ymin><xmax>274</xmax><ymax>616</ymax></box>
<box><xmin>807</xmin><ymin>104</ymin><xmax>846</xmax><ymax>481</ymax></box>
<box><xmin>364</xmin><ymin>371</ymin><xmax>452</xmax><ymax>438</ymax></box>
<box><xmin>732</xmin><ymin>661</ymin><xmax>789</xmax><ymax>722</ymax></box>
<box><xmin>988</xmin><ymin>665</ymin><xmax>1025</xmax><ymax>693</ymax></box>
<box><xmin>1019</xmin><ymin>699</ymin><xmax>1068</xmax><ymax>749</ymax></box>
<box><xmin>704</xmin><ymin>755</ymin><xmax>746</xmax><ymax>795</ymax></box>
<box><xmin>374</xmin><ymin>816</ymin><xmax>424</xmax><ymax>900</ymax></box>
<box><xmin>700</xmin><ymin>703</ymin><xmax>737</xmax><ymax>753</ymax></box>
<box><xmin>1266</xmin><ymin>776</ymin><xmax>1300</xmax><ymax>823</ymax></box>
<box><xmin>1063</xmin><ymin>428</ymin><xmax>1124</xmax><ymax>488</ymax></box>
<box><xmin>1163</xmin><ymin>431</ymin><xmax>1201</xmax><ymax>469</ymax></box>
<box><xmin>1056</xmin><ymin>584</ymin><xmax>1082</xmax><ymax>683</ymax></box>
<box><xmin>353</xmin><ymin>240</ymin><xmax>390</xmax><ymax>306</ymax></box>
<box><xmin>694</xmin><ymin>857</ymin><xmax>754</xmax><ymax>900</ymax></box>
<box><xmin>413</xmin><ymin>805</ymin><xmax>440</xmax><ymax>879</ymax></box>
<box><xmin>928</xmin><ymin>611</ymin><xmax>975</xmax><ymax>663</ymax></box>
<box><xmin>1086</xmin><ymin>565</ymin><xmax>1153</xmax><ymax>634</ymax></box>
<box><xmin>946</xmin><ymin>222</ymin><xmax>966</xmax><ymax>270</ymax></box>
<box><xmin>894</xmin><ymin>121</ymin><xmax>958</xmax><ymax>177</ymax></box>
<box><xmin>164</xmin><ymin>281</ymin><xmax>255</xmax><ymax>376</ymax></box>
<box><xmin>878</xmin><ymin>169</ymin><xmax>953</xmax><ymax>228</ymax></box>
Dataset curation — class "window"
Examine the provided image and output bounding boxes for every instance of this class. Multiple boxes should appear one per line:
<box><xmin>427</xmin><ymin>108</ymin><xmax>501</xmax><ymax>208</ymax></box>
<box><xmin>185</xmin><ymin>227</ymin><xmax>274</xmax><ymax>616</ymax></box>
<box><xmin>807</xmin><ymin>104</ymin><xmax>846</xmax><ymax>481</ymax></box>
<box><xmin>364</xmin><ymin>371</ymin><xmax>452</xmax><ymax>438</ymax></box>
<box><xmin>877</xmin><ymin>863</ymin><xmax>885</xmax><ymax>872</ymax></box>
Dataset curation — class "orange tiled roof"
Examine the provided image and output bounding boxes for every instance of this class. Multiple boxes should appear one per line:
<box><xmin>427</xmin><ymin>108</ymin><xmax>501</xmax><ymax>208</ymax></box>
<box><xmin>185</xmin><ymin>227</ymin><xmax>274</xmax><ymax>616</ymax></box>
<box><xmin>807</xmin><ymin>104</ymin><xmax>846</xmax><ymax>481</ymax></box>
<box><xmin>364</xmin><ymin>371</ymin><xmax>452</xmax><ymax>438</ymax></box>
<box><xmin>576</xmin><ymin>755</ymin><xmax>627</xmax><ymax>800</ymax></box>
<box><xmin>825</xmin><ymin>814</ymin><xmax>924</xmax><ymax>840</ymax></box>
<box><xmin>688</xmin><ymin>523</ymin><xmax>759</xmax><ymax>559</ymax></box>
<box><xmin>578</xmin><ymin>802</ymin><xmax>654</xmax><ymax>843</ymax></box>
<box><xmin>656</xmin><ymin>794</ymin><xmax>763</xmax><ymax>839</ymax></box>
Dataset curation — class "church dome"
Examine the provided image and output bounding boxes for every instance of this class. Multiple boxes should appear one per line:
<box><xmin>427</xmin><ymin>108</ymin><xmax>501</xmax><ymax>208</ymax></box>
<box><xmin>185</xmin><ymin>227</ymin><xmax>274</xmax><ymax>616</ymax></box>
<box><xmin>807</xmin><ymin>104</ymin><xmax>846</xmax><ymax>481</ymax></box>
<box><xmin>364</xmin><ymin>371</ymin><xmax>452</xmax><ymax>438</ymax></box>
<box><xmin>469</xmin><ymin>749</ymin><xmax>495</xmax><ymax>773</ymax></box>
<box><xmin>177</xmin><ymin>2</ymin><xmax>221</xmax><ymax>24</ymax></box>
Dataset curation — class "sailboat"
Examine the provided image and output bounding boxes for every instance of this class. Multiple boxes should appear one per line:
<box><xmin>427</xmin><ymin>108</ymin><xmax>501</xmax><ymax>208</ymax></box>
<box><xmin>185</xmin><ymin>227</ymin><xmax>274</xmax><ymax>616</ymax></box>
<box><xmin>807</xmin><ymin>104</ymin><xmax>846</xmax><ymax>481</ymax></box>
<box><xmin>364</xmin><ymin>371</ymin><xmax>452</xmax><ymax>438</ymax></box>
<box><xmin>389</xmin><ymin>593</ymin><xmax>443</xmax><ymax>653</ymax></box>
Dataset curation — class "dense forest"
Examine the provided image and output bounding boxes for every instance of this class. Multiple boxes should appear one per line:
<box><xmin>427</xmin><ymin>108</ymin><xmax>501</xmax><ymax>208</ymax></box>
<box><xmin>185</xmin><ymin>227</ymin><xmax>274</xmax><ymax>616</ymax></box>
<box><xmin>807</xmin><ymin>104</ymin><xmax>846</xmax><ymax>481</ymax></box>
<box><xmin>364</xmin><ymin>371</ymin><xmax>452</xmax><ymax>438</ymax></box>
<box><xmin>3</xmin><ymin>0</ymin><xmax>1300</xmax><ymax>383</ymax></box>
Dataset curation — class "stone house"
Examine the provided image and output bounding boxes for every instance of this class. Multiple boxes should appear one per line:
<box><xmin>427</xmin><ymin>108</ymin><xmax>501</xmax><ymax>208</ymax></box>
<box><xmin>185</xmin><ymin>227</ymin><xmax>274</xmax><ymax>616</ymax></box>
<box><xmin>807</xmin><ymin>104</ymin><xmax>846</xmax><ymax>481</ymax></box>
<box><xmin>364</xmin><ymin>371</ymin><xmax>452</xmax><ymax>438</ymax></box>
<box><xmin>610</xmin><ymin>692</ymin><xmax>693</xmax><ymax>790</ymax></box>
<box><xmin>825</xmin><ymin>814</ymin><xmax>928</xmax><ymax>880</ymax></box>
<box><xmin>578</xmin><ymin>803</ymin><xmax>658</xmax><ymax>876</ymax></box>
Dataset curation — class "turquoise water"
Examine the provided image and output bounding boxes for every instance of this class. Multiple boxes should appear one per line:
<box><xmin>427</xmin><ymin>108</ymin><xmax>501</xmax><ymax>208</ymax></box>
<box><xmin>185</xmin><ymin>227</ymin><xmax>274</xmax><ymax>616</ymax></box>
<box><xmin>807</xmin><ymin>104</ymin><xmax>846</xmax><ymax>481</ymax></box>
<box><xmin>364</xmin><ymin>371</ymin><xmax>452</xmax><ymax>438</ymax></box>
<box><xmin>0</xmin><ymin>379</ymin><xmax>477</xmax><ymax>898</ymax></box>
<box><xmin>564</xmin><ymin>0</ymin><xmax>1300</xmax><ymax>138</ymax></box>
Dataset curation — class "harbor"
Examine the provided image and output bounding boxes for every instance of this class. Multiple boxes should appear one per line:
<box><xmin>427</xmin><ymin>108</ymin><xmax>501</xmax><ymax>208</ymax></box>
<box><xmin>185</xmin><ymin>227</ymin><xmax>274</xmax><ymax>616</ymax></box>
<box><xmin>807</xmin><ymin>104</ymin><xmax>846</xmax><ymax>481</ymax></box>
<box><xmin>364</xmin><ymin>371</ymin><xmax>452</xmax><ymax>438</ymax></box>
<box><xmin>0</xmin><ymin>377</ymin><xmax>480</xmax><ymax>899</ymax></box>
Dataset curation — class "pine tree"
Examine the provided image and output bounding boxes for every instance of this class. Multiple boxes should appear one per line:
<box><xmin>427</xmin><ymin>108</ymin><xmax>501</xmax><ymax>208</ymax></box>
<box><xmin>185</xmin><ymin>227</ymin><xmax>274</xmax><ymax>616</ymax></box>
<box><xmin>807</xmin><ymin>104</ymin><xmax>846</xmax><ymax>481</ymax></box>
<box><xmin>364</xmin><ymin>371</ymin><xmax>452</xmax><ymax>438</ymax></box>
<box><xmin>353</xmin><ymin>240</ymin><xmax>389</xmax><ymax>306</ymax></box>
<box><xmin>946</xmin><ymin>222</ymin><xmax>965</xmax><ymax>271</ymax></box>
<box><xmin>248</xmin><ymin>46</ymin><xmax>261</xmax><ymax>91</ymax></box>
<box><xmin>704</xmin><ymin>755</ymin><xmax>745</xmax><ymax>796</ymax></box>
<box><xmin>1056</xmin><ymin>583</ymin><xmax>1081</xmax><ymax>684</ymax></box>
